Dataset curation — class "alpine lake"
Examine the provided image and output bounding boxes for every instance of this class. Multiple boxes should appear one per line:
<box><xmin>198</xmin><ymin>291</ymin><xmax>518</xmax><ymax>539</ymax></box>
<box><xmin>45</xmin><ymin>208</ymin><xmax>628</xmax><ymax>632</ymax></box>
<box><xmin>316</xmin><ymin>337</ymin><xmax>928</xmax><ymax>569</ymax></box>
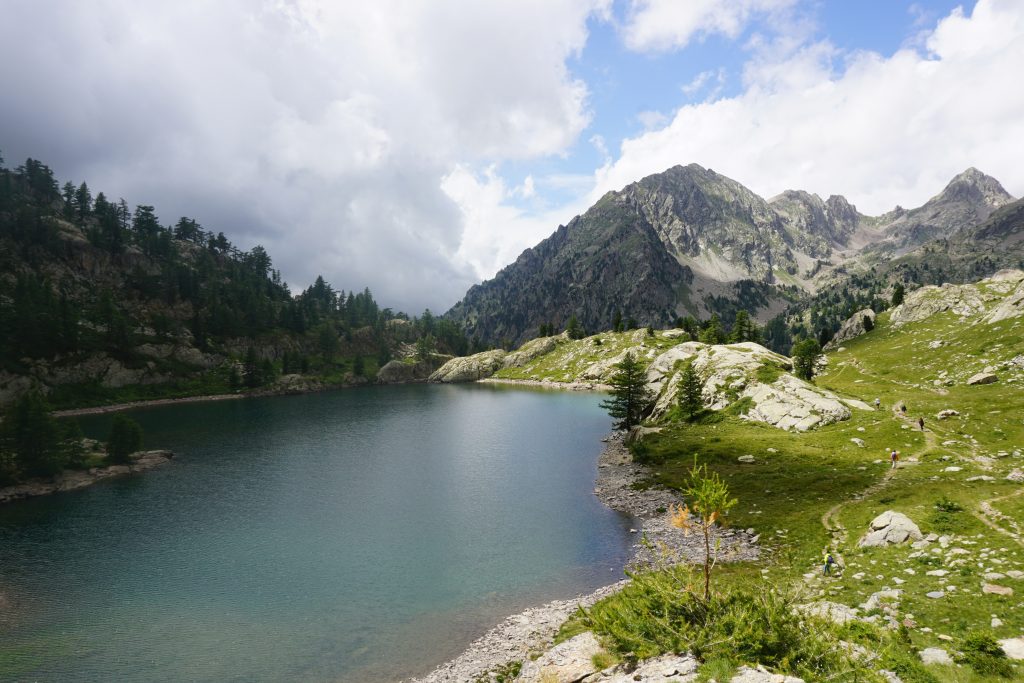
<box><xmin>0</xmin><ymin>383</ymin><xmax>635</xmax><ymax>682</ymax></box>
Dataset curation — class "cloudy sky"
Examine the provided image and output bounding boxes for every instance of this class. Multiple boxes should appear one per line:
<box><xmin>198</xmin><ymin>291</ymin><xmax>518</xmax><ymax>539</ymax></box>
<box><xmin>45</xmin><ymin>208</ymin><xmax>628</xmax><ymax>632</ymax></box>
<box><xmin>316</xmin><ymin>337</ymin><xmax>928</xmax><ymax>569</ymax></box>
<box><xmin>2</xmin><ymin>0</ymin><xmax>1022</xmax><ymax>314</ymax></box>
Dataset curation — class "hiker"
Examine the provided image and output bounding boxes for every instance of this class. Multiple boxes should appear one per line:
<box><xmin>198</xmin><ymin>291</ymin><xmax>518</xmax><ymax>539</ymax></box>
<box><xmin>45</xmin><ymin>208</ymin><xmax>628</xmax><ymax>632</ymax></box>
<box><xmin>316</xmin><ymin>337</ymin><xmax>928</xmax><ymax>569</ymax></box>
<box><xmin>823</xmin><ymin>550</ymin><xmax>836</xmax><ymax>575</ymax></box>
<box><xmin>918</xmin><ymin>416</ymin><xmax>925</xmax><ymax>431</ymax></box>
<box><xmin>874</xmin><ymin>397</ymin><xmax>880</xmax><ymax>409</ymax></box>
<box><xmin>890</xmin><ymin>449</ymin><xmax>899</xmax><ymax>469</ymax></box>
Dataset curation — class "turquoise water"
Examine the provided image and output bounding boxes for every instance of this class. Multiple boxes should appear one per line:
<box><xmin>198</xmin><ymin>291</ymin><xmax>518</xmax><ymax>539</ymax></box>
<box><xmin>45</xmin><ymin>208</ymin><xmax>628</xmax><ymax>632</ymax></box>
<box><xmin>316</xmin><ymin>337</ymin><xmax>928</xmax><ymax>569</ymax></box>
<box><xmin>0</xmin><ymin>384</ymin><xmax>634</xmax><ymax>682</ymax></box>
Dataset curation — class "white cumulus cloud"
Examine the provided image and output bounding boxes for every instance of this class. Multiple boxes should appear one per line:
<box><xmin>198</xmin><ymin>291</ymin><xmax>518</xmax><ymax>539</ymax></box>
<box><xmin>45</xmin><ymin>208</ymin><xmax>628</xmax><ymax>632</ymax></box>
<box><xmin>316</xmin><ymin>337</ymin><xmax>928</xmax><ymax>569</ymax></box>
<box><xmin>596</xmin><ymin>0</ymin><xmax>1024</xmax><ymax>215</ymax></box>
<box><xmin>622</xmin><ymin>0</ymin><xmax>798</xmax><ymax>52</ymax></box>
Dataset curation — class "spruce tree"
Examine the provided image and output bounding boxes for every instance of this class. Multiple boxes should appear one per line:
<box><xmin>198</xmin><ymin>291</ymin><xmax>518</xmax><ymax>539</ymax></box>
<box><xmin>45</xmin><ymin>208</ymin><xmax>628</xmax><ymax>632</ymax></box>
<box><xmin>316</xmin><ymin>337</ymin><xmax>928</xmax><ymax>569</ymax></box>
<box><xmin>600</xmin><ymin>352</ymin><xmax>653</xmax><ymax>430</ymax></box>
<box><xmin>678</xmin><ymin>364</ymin><xmax>704</xmax><ymax>420</ymax></box>
<box><xmin>565</xmin><ymin>314</ymin><xmax>585</xmax><ymax>340</ymax></box>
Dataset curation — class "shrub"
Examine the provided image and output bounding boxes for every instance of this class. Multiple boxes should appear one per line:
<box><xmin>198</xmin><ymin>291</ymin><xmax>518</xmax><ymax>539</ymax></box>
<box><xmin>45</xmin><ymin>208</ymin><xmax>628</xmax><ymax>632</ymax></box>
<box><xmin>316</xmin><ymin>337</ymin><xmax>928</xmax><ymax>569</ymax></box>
<box><xmin>957</xmin><ymin>631</ymin><xmax>1014</xmax><ymax>678</ymax></box>
<box><xmin>577</xmin><ymin>568</ymin><xmax>872</xmax><ymax>680</ymax></box>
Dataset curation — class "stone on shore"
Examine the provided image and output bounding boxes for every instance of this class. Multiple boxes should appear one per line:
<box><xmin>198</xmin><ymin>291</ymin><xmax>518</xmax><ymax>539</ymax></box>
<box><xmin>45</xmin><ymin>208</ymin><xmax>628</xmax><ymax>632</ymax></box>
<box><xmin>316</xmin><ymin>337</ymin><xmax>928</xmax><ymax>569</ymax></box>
<box><xmin>858</xmin><ymin>511</ymin><xmax>923</xmax><ymax>547</ymax></box>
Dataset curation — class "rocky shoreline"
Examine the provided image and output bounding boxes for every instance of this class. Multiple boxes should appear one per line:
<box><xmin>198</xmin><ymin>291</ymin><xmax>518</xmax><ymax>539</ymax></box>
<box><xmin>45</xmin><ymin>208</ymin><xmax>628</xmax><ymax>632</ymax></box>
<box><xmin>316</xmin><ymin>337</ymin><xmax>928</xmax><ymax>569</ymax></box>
<box><xmin>0</xmin><ymin>450</ymin><xmax>174</xmax><ymax>504</ymax></box>
<box><xmin>409</xmin><ymin>432</ymin><xmax>760</xmax><ymax>682</ymax></box>
<box><xmin>54</xmin><ymin>394</ymin><xmax>244</xmax><ymax>418</ymax></box>
<box><xmin>478</xmin><ymin>377</ymin><xmax>612</xmax><ymax>392</ymax></box>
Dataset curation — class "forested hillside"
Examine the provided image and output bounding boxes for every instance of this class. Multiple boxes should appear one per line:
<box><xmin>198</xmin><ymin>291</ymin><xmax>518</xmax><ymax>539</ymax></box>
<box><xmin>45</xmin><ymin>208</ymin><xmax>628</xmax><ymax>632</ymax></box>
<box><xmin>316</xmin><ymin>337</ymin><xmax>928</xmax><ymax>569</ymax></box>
<box><xmin>0</xmin><ymin>153</ymin><xmax>477</xmax><ymax>408</ymax></box>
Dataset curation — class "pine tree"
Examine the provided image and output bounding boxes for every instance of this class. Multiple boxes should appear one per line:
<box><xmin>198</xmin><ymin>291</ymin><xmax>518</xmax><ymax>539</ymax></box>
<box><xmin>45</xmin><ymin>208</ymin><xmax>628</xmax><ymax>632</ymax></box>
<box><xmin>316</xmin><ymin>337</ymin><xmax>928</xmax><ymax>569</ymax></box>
<box><xmin>891</xmin><ymin>283</ymin><xmax>905</xmax><ymax>307</ymax></box>
<box><xmin>677</xmin><ymin>364</ymin><xmax>704</xmax><ymax>420</ymax></box>
<box><xmin>600</xmin><ymin>352</ymin><xmax>653</xmax><ymax>430</ymax></box>
<box><xmin>792</xmin><ymin>339</ymin><xmax>822</xmax><ymax>381</ymax></box>
<box><xmin>699</xmin><ymin>314</ymin><xmax>726</xmax><ymax>344</ymax></box>
<box><xmin>565</xmin><ymin>314</ymin><xmax>585</xmax><ymax>340</ymax></box>
<box><xmin>107</xmin><ymin>414</ymin><xmax>143</xmax><ymax>464</ymax></box>
<box><xmin>613</xmin><ymin>310</ymin><xmax>623</xmax><ymax>333</ymax></box>
<box><xmin>729</xmin><ymin>310</ymin><xmax>760</xmax><ymax>343</ymax></box>
<box><xmin>2</xmin><ymin>392</ymin><xmax>64</xmax><ymax>478</ymax></box>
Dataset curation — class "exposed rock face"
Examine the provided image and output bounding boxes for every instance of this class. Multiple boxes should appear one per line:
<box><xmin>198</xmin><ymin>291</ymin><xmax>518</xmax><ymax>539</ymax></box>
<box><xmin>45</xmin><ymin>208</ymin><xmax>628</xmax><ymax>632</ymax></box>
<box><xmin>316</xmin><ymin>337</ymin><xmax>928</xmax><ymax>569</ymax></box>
<box><xmin>428</xmin><ymin>350</ymin><xmax>507</xmax><ymax>383</ymax></box>
<box><xmin>825</xmin><ymin>308</ymin><xmax>875</xmax><ymax>349</ymax></box>
<box><xmin>859</xmin><ymin>511</ymin><xmax>923</xmax><ymax>547</ymax></box>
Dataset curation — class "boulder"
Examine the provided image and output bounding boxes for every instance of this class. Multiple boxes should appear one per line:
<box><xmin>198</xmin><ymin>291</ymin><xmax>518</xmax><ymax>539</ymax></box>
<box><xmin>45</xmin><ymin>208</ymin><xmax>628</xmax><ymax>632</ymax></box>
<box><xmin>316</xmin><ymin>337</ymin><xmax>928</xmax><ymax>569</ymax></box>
<box><xmin>1007</xmin><ymin>469</ymin><xmax>1024</xmax><ymax>483</ymax></box>
<box><xmin>919</xmin><ymin>648</ymin><xmax>953</xmax><ymax>666</ymax></box>
<box><xmin>517</xmin><ymin>631</ymin><xmax>603</xmax><ymax>683</ymax></box>
<box><xmin>429</xmin><ymin>350</ymin><xmax>506</xmax><ymax>383</ymax></box>
<box><xmin>982</xmin><ymin>584</ymin><xmax>1014</xmax><ymax>596</ymax></box>
<box><xmin>967</xmin><ymin>372</ymin><xmax>998</xmax><ymax>385</ymax></box>
<box><xmin>825</xmin><ymin>308</ymin><xmax>876</xmax><ymax>349</ymax></box>
<box><xmin>858</xmin><ymin>511</ymin><xmax>923</xmax><ymax>547</ymax></box>
<box><xmin>1000</xmin><ymin>637</ymin><xmax>1024</xmax><ymax>660</ymax></box>
<box><xmin>798</xmin><ymin>601</ymin><xmax>859</xmax><ymax>625</ymax></box>
<box><xmin>738</xmin><ymin>455</ymin><xmax>756</xmax><ymax>463</ymax></box>
<box><xmin>851</xmin><ymin>438</ymin><xmax>866</xmax><ymax>448</ymax></box>
<box><xmin>936</xmin><ymin>409</ymin><xmax>959</xmax><ymax>419</ymax></box>
<box><xmin>740</xmin><ymin>374</ymin><xmax>853</xmax><ymax>432</ymax></box>
<box><xmin>730</xmin><ymin>666</ymin><xmax>805</xmax><ymax>683</ymax></box>
<box><xmin>599</xmin><ymin>654</ymin><xmax>699</xmax><ymax>682</ymax></box>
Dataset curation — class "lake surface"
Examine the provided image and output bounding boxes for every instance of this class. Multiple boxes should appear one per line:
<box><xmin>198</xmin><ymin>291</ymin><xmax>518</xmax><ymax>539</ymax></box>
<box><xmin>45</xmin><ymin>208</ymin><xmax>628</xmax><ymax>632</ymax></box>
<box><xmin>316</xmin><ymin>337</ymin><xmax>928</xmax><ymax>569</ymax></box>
<box><xmin>0</xmin><ymin>384</ymin><xmax>634</xmax><ymax>682</ymax></box>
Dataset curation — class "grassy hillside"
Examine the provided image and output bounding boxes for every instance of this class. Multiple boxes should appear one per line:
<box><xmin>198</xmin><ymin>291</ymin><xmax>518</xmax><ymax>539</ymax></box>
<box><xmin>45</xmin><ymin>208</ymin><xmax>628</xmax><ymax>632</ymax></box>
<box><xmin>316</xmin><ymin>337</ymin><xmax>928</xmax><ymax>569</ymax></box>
<box><xmin>504</xmin><ymin>277</ymin><xmax>1024</xmax><ymax>680</ymax></box>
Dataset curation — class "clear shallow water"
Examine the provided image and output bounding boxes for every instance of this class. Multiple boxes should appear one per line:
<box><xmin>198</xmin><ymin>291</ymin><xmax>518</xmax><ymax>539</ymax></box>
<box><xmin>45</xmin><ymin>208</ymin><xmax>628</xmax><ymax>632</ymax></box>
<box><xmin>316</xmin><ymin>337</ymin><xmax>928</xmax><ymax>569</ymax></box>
<box><xmin>0</xmin><ymin>384</ymin><xmax>634</xmax><ymax>682</ymax></box>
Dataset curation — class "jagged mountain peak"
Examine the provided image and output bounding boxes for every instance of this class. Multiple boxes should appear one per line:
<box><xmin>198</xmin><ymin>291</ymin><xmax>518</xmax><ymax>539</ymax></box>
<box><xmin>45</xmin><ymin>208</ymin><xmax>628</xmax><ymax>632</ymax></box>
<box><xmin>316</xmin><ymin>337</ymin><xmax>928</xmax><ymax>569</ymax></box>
<box><xmin>934</xmin><ymin>166</ymin><xmax>1014</xmax><ymax>207</ymax></box>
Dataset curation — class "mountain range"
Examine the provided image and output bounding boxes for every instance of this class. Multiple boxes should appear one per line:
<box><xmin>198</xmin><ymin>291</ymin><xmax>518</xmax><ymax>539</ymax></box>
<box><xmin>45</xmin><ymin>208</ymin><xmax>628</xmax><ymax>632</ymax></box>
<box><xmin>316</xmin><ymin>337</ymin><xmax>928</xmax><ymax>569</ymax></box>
<box><xmin>445</xmin><ymin>164</ymin><xmax>1019</xmax><ymax>345</ymax></box>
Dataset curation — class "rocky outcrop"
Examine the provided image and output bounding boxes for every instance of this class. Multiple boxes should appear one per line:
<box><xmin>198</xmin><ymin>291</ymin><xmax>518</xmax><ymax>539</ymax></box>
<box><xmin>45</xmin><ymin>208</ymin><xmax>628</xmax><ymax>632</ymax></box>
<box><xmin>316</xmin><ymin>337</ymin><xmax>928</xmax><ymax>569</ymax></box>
<box><xmin>645</xmin><ymin>341</ymin><xmax>865</xmax><ymax>431</ymax></box>
<box><xmin>0</xmin><ymin>450</ymin><xmax>174</xmax><ymax>504</ymax></box>
<box><xmin>858</xmin><ymin>511</ymin><xmax>923</xmax><ymax>547</ymax></box>
<box><xmin>429</xmin><ymin>350</ymin><xmax>507</xmax><ymax>383</ymax></box>
<box><xmin>742</xmin><ymin>374</ymin><xmax>861</xmax><ymax>432</ymax></box>
<box><xmin>377</xmin><ymin>354</ymin><xmax>452</xmax><ymax>384</ymax></box>
<box><xmin>502</xmin><ymin>335</ymin><xmax>562</xmax><ymax>367</ymax></box>
<box><xmin>890</xmin><ymin>270</ymin><xmax>1024</xmax><ymax>327</ymax></box>
<box><xmin>825</xmin><ymin>308</ymin><xmax>875</xmax><ymax>349</ymax></box>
